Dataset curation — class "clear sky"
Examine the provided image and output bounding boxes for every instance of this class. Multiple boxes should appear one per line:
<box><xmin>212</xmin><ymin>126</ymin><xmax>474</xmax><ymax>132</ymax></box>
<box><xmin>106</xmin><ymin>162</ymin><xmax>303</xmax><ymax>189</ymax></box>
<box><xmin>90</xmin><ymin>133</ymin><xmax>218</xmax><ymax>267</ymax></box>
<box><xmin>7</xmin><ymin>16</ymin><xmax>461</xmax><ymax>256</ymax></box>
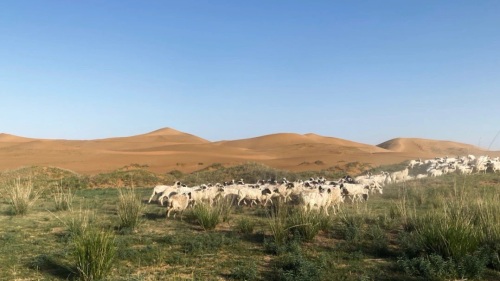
<box><xmin>1</xmin><ymin>1</ymin><xmax>499</xmax><ymax>150</ymax></box>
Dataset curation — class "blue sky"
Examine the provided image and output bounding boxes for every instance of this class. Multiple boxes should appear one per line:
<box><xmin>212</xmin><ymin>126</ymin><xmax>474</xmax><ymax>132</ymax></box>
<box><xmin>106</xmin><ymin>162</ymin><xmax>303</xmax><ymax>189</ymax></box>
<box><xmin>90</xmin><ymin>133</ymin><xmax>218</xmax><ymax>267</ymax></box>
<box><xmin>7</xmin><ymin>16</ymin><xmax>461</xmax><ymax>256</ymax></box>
<box><xmin>1</xmin><ymin>1</ymin><xmax>499</xmax><ymax>150</ymax></box>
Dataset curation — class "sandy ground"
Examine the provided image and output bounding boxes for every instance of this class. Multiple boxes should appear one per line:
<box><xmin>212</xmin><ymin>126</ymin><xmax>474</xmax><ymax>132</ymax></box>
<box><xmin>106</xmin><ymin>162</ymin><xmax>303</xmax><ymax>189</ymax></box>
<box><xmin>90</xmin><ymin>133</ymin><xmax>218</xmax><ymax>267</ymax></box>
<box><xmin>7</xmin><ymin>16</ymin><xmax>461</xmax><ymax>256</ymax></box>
<box><xmin>0</xmin><ymin>127</ymin><xmax>497</xmax><ymax>175</ymax></box>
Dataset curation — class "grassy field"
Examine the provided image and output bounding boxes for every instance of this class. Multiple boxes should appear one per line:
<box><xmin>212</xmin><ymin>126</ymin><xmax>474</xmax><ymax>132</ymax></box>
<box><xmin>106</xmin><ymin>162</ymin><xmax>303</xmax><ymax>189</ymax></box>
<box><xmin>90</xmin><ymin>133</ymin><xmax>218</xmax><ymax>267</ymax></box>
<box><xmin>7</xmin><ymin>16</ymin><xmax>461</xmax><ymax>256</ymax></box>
<box><xmin>0</xmin><ymin>164</ymin><xmax>499</xmax><ymax>280</ymax></box>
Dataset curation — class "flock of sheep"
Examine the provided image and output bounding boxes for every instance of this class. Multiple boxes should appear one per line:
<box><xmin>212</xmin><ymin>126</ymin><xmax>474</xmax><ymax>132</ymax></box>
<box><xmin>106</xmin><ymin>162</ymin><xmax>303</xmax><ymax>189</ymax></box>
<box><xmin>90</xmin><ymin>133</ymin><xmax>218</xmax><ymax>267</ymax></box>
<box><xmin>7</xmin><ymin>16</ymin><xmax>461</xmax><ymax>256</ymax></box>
<box><xmin>148</xmin><ymin>154</ymin><xmax>500</xmax><ymax>218</ymax></box>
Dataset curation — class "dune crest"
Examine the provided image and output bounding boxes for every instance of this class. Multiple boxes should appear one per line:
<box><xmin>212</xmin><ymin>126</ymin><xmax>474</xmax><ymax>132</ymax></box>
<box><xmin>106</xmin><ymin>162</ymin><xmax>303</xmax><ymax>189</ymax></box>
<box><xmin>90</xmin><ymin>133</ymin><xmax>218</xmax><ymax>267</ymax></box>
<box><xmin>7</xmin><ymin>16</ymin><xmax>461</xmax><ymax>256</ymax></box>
<box><xmin>378</xmin><ymin>138</ymin><xmax>485</xmax><ymax>156</ymax></box>
<box><xmin>0</xmin><ymin>133</ymin><xmax>33</xmax><ymax>143</ymax></box>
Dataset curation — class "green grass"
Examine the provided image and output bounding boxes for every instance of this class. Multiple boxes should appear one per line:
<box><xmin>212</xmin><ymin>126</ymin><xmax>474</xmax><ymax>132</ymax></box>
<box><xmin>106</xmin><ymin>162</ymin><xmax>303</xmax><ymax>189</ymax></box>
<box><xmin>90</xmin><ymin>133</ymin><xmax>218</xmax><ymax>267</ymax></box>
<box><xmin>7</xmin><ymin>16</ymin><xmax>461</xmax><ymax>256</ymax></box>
<box><xmin>0</xmin><ymin>165</ymin><xmax>499</xmax><ymax>280</ymax></box>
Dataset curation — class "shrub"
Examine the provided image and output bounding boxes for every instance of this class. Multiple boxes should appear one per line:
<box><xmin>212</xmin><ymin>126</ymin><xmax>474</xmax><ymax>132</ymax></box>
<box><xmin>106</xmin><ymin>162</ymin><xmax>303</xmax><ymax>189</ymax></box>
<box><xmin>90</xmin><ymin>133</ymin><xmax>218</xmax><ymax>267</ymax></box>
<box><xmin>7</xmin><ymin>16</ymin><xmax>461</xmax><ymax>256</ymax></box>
<box><xmin>397</xmin><ymin>253</ymin><xmax>488</xmax><ymax>281</ymax></box>
<box><xmin>229</xmin><ymin>260</ymin><xmax>258</xmax><ymax>281</ymax></box>
<box><xmin>338</xmin><ymin>210</ymin><xmax>364</xmax><ymax>245</ymax></box>
<box><xmin>456</xmin><ymin>253</ymin><xmax>488</xmax><ymax>280</ymax></box>
<box><xmin>235</xmin><ymin>217</ymin><xmax>256</xmax><ymax>235</ymax></box>
<box><xmin>180</xmin><ymin>232</ymin><xmax>229</xmax><ymax>255</ymax></box>
<box><xmin>117</xmin><ymin>187</ymin><xmax>144</xmax><ymax>232</ymax></box>
<box><xmin>73</xmin><ymin>227</ymin><xmax>116</xmax><ymax>281</ymax></box>
<box><xmin>366</xmin><ymin>224</ymin><xmax>390</xmax><ymax>256</ymax></box>
<box><xmin>271</xmin><ymin>245</ymin><xmax>321</xmax><ymax>281</ymax></box>
<box><xmin>397</xmin><ymin>231</ymin><xmax>423</xmax><ymax>258</ymax></box>
<box><xmin>397</xmin><ymin>254</ymin><xmax>455</xmax><ymax>280</ymax></box>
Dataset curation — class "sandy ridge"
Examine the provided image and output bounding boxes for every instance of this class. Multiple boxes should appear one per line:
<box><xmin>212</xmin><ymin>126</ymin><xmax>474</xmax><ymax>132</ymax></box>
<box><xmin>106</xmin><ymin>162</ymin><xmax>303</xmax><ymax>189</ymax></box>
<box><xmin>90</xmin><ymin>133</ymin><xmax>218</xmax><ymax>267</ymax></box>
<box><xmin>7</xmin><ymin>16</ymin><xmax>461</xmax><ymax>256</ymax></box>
<box><xmin>0</xmin><ymin>127</ymin><xmax>497</xmax><ymax>174</ymax></box>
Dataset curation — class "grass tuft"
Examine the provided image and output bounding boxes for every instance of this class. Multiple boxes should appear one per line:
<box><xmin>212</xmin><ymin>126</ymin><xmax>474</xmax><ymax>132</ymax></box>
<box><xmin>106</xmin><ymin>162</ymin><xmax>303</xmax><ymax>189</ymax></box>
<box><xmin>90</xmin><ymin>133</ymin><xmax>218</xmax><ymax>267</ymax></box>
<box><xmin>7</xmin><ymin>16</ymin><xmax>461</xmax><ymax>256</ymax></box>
<box><xmin>190</xmin><ymin>198</ymin><xmax>232</xmax><ymax>231</ymax></box>
<box><xmin>117</xmin><ymin>187</ymin><xmax>144</xmax><ymax>232</ymax></box>
<box><xmin>73</xmin><ymin>227</ymin><xmax>116</xmax><ymax>281</ymax></box>
<box><xmin>3</xmin><ymin>177</ymin><xmax>43</xmax><ymax>215</ymax></box>
<box><xmin>53</xmin><ymin>182</ymin><xmax>74</xmax><ymax>211</ymax></box>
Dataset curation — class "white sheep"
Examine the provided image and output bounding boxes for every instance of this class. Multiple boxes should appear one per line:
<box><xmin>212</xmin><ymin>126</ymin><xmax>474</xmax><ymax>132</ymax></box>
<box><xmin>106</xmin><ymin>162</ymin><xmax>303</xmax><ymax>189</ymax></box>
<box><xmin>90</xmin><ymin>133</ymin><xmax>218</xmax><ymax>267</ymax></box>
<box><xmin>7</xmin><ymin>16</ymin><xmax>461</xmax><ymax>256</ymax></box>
<box><xmin>340</xmin><ymin>183</ymin><xmax>369</xmax><ymax>203</ymax></box>
<box><xmin>166</xmin><ymin>192</ymin><xmax>191</xmax><ymax>218</ymax></box>
<box><xmin>236</xmin><ymin>186</ymin><xmax>276</xmax><ymax>206</ymax></box>
<box><xmin>148</xmin><ymin>181</ymin><xmax>181</xmax><ymax>203</ymax></box>
<box><xmin>299</xmin><ymin>187</ymin><xmax>338</xmax><ymax>216</ymax></box>
<box><xmin>390</xmin><ymin>167</ymin><xmax>409</xmax><ymax>183</ymax></box>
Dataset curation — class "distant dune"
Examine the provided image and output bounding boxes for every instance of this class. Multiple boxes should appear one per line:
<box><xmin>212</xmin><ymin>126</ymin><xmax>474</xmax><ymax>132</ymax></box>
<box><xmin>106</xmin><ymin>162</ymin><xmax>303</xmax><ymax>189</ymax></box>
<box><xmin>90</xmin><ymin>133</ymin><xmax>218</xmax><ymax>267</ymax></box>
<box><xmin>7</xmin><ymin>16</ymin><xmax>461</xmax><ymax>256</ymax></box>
<box><xmin>377</xmin><ymin>138</ymin><xmax>486</xmax><ymax>156</ymax></box>
<box><xmin>0</xmin><ymin>127</ymin><xmax>497</xmax><ymax>174</ymax></box>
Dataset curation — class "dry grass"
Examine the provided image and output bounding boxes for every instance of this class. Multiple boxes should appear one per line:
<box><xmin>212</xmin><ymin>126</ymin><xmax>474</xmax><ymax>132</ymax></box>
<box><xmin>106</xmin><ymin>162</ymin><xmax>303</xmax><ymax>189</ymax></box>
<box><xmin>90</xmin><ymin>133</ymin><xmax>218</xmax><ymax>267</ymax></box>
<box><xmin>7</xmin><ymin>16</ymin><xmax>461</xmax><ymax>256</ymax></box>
<box><xmin>3</xmin><ymin>177</ymin><xmax>44</xmax><ymax>215</ymax></box>
<box><xmin>53</xmin><ymin>183</ymin><xmax>74</xmax><ymax>211</ymax></box>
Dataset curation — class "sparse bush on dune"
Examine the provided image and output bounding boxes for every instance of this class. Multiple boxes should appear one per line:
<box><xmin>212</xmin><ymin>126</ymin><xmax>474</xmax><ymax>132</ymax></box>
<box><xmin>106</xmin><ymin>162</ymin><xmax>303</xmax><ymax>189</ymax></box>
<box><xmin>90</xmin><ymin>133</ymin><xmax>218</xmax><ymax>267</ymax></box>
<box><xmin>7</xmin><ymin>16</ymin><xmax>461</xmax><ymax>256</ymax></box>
<box><xmin>89</xmin><ymin>168</ymin><xmax>173</xmax><ymax>188</ymax></box>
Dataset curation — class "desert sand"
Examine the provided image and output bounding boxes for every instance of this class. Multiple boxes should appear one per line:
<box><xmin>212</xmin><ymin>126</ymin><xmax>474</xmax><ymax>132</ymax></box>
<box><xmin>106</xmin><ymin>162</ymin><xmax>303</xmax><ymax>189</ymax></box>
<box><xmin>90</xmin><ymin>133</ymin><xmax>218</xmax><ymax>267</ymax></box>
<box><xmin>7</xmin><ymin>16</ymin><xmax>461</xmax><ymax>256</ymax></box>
<box><xmin>0</xmin><ymin>128</ymin><xmax>497</xmax><ymax>174</ymax></box>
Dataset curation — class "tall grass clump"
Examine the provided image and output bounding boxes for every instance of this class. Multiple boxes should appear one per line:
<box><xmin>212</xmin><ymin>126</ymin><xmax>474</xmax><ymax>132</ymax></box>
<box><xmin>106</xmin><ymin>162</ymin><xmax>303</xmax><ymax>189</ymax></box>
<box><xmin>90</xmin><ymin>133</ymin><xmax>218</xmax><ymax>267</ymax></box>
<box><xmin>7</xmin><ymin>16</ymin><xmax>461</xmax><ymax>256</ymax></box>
<box><xmin>397</xmin><ymin>180</ymin><xmax>499</xmax><ymax>280</ymax></box>
<box><xmin>117</xmin><ymin>187</ymin><xmax>144</xmax><ymax>232</ymax></box>
<box><xmin>267</xmin><ymin>199</ymin><xmax>291</xmax><ymax>248</ymax></box>
<box><xmin>73</xmin><ymin>227</ymin><xmax>116</xmax><ymax>281</ymax></box>
<box><xmin>264</xmin><ymin>199</ymin><xmax>331</xmax><ymax>254</ymax></box>
<box><xmin>475</xmin><ymin>195</ymin><xmax>500</xmax><ymax>271</ymax></box>
<box><xmin>3</xmin><ymin>177</ymin><xmax>43</xmax><ymax>215</ymax></box>
<box><xmin>67</xmin><ymin>209</ymin><xmax>93</xmax><ymax>238</ymax></box>
<box><xmin>190</xmin><ymin>198</ymin><xmax>232</xmax><ymax>231</ymax></box>
<box><xmin>53</xmin><ymin>183</ymin><xmax>74</xmax><ymax>211</ymax></box>
<box><xmin>288</xmin><ymin>208</ymin><xmax>328</xmax><ymax>242</ymax></box>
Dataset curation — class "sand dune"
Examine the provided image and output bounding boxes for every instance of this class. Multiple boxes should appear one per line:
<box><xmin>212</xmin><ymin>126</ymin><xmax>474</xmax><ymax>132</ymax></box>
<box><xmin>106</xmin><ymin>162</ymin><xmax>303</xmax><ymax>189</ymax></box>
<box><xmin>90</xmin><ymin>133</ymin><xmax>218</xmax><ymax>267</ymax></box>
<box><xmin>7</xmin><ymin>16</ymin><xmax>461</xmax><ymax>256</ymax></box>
<box><xmin>0</xmin><ymin>128</ymin><xmax>497</xmax><ymax>174</ymax></box>
<box><xmin>377</xmin><ymin>138</ymin><xmax>486</xmax><ymax>157</ymax></box>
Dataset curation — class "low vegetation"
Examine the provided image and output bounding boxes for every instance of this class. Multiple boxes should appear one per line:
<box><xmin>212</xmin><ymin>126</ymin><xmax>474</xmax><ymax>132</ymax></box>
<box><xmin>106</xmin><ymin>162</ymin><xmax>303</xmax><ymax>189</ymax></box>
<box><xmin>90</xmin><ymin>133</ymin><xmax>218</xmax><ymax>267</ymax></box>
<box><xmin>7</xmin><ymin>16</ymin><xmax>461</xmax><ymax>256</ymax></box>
<box><xmin>0</xmin><ymin>163</ymin><xmax>499</xmax><ymax>280</ymax></box>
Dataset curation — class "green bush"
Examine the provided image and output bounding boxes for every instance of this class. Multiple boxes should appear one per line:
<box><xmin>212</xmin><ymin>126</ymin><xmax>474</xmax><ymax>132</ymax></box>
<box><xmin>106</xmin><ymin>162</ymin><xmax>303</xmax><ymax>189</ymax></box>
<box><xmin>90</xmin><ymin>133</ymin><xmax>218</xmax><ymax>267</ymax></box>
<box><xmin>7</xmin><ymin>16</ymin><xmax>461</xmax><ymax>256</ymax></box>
<box><xmin>338</xmin><ymin>211</ymin><xmax>364</xmax><ymax>245</ymax></box>
<box><xmin>229</xmin><ymin>260</ymin><xmax>258</xmax><ymax>280</ymax></box>
<box><xmin>235</xmin><ymin>217</ymin><xmax>256</xmax><ymax>235</ymax></box>
<box><xmin>271</xmin><ymin>245</ymin><xmax>321</xmax><ymax>281</ymax></box>
<box><xmin>366</xmin><ymin>224</ymin><xmax>390</xmax><ymax>256</ymax></box>
<box><xmin>397</xmin><ymin>231</ymin><xmax>423</xmax><ymax>258</ymax></box>
<box><xmin>398</xmin><ymin>254</ymin><xmax>452</xmax><ymax>280</ymax></box>
<box><xmin>397</xmin><ymin>253</ymin><xmax>488</xmax><ymax>281</ymax></box>
<box><xmin>180</xmin><ymin>232</ymin><xmax>229</xmax><ymax>255</ymax></box>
